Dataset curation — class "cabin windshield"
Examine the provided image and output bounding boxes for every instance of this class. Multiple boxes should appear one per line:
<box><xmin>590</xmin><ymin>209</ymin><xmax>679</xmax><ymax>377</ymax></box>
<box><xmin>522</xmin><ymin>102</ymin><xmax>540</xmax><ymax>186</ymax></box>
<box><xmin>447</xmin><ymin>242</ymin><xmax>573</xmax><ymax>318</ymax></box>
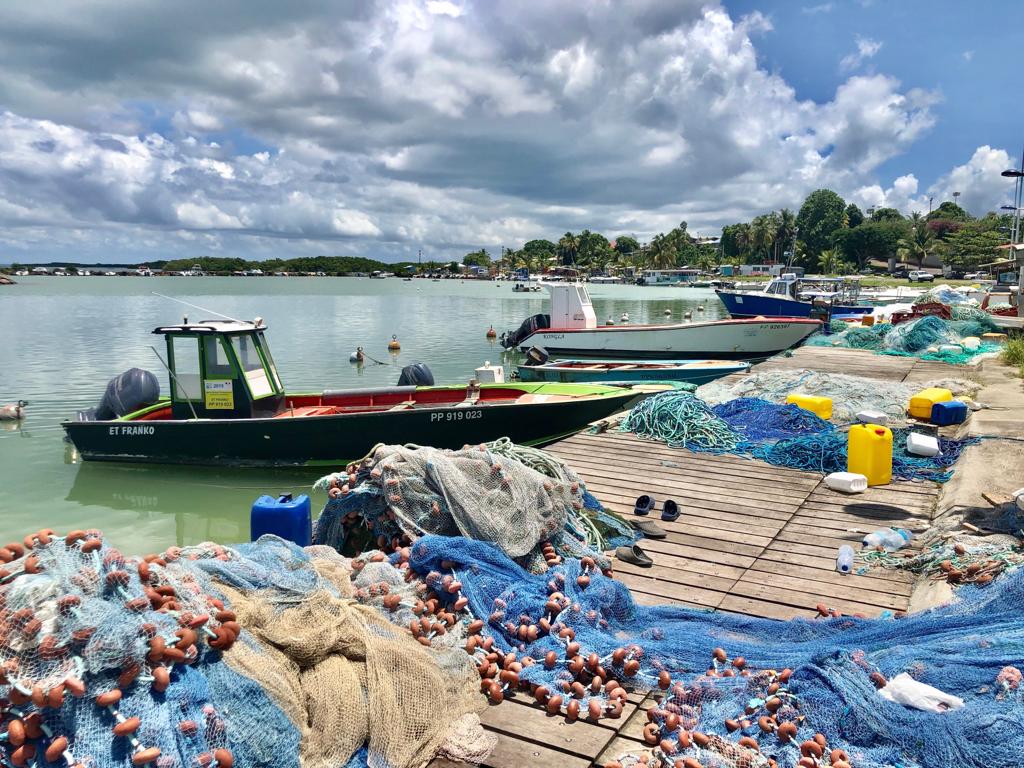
<box><xmin>257</xmin><ymin>332</ymin><xmax>283</xmax><ymax>391</ymax></box>
<box><xmin>231</xmin><ymin>334</ymin><xmax>274</xmax><ymax>398</ymax></box>
<box><xmin>575</xmin><ymin>284</ymin><xmax>592</xmax><ymax>306</ymax></box>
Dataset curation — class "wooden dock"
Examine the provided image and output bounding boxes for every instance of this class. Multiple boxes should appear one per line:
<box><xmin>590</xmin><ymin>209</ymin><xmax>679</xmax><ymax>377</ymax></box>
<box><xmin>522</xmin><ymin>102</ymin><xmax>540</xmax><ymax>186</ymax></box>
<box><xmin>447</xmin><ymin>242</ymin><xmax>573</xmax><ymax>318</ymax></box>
<box><xmin>432</xmin><ymin>347</ymin><xmax>981</xmax><ymax>768</ymax></box>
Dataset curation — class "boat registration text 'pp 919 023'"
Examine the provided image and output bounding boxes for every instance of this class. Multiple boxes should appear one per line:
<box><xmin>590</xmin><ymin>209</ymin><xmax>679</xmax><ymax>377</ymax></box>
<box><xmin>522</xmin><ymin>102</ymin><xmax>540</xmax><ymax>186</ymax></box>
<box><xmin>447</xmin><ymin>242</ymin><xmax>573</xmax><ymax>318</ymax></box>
<box><xmin>430</xmin><ymin>410</ymin><xmax>482</xmax><ymax>422</ymax></box>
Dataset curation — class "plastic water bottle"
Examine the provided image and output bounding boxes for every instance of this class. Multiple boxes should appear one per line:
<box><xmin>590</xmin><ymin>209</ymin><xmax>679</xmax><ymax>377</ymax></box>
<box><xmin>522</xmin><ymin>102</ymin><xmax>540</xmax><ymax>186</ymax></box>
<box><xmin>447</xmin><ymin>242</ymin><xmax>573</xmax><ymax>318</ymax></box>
<box><xmin>836</xmin><ymin>545</ymin><xmax>854</xmax><ymax>574</ymax></box>
<box><xmin>862</xmin><ymin>528</ymin><xmax>912</xmax><ymax>551</ymax></box>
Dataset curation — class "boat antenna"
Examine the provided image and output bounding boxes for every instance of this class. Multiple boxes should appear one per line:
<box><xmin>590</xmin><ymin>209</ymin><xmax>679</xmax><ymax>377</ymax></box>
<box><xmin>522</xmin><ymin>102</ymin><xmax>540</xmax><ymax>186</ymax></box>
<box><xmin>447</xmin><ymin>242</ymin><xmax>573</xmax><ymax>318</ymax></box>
<box><xmin>148</xmin><ymin>345</ymin><xmax>200</xmax><ymax>420</ymax></box>
<box><xmin>151</xmin><ymin>292</ymin><xmax>242</xmax><ymax>322</ymax></box>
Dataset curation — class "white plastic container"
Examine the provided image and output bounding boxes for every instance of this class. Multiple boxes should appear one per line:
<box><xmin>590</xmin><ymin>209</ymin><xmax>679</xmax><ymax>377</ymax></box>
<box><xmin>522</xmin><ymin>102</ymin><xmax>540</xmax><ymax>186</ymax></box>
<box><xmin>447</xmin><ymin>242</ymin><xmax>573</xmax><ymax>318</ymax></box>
<box><xmin>938</xmin><ymin>344</ymin><xmax>963</xmax><ymax>355</ymax></box>
<box><xmin>836</xmin><ymin>545</ymin><xmax>855</xmax><ymax>573</ymax></box>
<box><xmin>856</xmin><ymin>409</ymin><xmax>889</xmax><ymax>425</ymax></box>
<box><xmin>906</xmin><ymin>432</ymin><xmax>940</xmax><ymax>457</ymax></box>
<box><xmin>474</xmin><ymin>362</ymin><xmax>505</xmax><ymax>383</ymax></box>
<box><xmin>863</xmin><ymin>528</ymin><xmax>913</xmax><ymax>551</ymax></box>
<box><xmin>1012</xmin><ymin>487</ymin><xmax>1024</xmax><ymax>512</ymax></box>
<box><xmin>824</xmin><ymin>471</ymin><xmax>868</xmax><ymax>494</ymax></box>
<box><xmin>961</xmin><ymin>336</ymin><xmax>981</xmax><ymax>351</ymax></box>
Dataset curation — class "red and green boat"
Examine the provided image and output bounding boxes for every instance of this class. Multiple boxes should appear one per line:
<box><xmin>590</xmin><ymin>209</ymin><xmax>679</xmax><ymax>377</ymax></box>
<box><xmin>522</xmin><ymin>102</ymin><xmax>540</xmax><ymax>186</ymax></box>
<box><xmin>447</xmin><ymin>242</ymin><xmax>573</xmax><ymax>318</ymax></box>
<box><xmin>63</xmin><ymin>318</ymin><xmax>650</xmax><ymax>467</ymax></box>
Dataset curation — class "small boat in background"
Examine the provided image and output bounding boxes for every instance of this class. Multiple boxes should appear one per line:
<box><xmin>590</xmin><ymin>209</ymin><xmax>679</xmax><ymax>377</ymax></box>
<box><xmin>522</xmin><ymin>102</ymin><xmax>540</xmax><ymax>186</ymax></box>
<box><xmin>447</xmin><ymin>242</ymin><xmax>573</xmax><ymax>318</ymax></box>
<box><xmin>716</xmin><ymin>275</ymin><xmax>872</xmax><ymax>319</ymax></box>
<box><xmin>517</xmin><ymin>356</ymin><xmax>749</xmax><ymax>385</ymax></box>
<box><xmin>501</xmin><ymin>283</ymin><xmax>820</xmax><ymax>360</ymax></box>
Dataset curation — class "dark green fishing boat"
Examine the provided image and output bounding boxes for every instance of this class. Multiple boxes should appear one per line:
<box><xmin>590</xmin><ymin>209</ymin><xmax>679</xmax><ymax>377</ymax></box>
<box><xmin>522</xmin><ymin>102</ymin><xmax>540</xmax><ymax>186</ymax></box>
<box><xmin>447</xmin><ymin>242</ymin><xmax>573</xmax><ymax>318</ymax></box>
<box><xmin>63</xmin><ymin>318</ymin><xmax>647</xmax><ymax>467</ymax></box>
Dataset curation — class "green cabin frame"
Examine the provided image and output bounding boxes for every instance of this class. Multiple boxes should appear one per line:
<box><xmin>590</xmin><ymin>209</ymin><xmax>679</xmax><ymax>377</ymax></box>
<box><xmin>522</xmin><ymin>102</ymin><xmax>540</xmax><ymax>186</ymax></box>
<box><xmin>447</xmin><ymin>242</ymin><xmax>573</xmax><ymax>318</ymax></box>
<box><xmin>155</xmin><ymin>319</ymin><xmax>286</xmax><ymax>419</ymax></box>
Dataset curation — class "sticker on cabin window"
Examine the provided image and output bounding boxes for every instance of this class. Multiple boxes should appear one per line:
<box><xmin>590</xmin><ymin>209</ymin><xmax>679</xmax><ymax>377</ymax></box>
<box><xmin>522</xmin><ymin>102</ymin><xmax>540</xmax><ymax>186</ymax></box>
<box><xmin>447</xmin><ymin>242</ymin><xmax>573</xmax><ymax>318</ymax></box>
<box><xmin>204</xmin><ymin>380</ymin><xmax>234</xmax><ymax>409</ymax></box>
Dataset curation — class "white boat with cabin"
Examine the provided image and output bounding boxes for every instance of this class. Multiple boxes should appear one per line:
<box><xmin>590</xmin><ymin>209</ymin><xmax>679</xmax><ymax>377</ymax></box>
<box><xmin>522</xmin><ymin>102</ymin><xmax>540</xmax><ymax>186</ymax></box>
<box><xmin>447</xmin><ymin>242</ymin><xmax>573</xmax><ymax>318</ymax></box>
<box><xmin>500</xmin><ymin>283</ymin><xmax>821</xmax><ymax>360</ymax></box>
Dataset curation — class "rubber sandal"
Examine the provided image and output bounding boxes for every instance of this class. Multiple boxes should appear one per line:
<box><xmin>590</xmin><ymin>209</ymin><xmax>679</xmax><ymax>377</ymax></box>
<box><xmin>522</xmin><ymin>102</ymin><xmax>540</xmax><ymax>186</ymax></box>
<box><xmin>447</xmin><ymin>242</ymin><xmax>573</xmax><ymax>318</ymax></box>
<box><xmin>633</xmin><ymin>494</ymin><xmax>655</xmax><ymax>516</ymax></box>
<box><xmin>631</xmin><ymin>519</ymin><xmax>667</xmax><ymax>539</ymax></box>
<box><xmin>661</xmin><ymin>500</ymin><xmax>680</xmax><ymax>523</ymax></box>
<box><xmin>615</xmin><ymin>544</ymin><xmax>654</xmax><ymax>568</ymax></box>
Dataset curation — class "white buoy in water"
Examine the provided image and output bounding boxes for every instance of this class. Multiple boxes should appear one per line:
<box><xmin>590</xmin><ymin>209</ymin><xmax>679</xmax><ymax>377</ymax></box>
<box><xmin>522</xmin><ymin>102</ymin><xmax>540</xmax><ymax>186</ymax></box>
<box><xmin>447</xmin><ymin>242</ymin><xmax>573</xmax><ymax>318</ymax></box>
<box><xmin>684</xmin><ymin>311</ymin><xmax>692</xmax><ymax>319</ymax></box>
<box><xmin>620</xmin><ymin>312</ymin><xmax>629</xmax><ymax>322</ymax></box>
<box><xmin>349</xmin><ymin>347</ymin><xmax>365</xmax><ymax>364</ymax></box>
<box><xmin>606</xmin><ymin>317</ymin><xmax>615</xmax><ymax>325</ymax></box>
<box><xmin>697</xmin><ymin>305</ymin><xmax>705</xmax><ymax>312</ymax></box>
<box><xmin>663</xmin><ymin>308</ymin><xmax>672</xmax><ymax>316</ymax></box>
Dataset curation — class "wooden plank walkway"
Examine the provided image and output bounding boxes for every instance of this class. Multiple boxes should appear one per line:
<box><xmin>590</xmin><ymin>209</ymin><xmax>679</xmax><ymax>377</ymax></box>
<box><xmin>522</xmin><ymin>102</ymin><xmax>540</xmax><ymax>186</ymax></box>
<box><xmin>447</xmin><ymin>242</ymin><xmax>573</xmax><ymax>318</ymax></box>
<box><xmin>432</xmin><ymin>347</ymin><xmax>963</xmax><ymax>768</ymax></box>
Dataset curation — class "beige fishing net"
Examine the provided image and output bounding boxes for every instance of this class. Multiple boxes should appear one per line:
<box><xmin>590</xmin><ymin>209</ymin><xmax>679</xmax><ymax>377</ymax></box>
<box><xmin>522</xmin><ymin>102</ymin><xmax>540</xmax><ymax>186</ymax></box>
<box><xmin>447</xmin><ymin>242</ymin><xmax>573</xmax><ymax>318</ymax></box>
<box><xmin>214</xmin><ymin>549</ymin><xmax>493</xmax><ymax>768</ymax></box>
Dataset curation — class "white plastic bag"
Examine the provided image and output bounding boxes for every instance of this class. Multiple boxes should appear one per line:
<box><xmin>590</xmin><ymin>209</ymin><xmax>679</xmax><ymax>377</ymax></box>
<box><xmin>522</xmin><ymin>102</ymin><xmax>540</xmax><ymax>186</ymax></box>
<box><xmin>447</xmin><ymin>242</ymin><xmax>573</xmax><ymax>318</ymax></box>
<box><xmin>877</xmin><ymin>673</ymin><xmax>964</xmax><ymax>713</ymax></box>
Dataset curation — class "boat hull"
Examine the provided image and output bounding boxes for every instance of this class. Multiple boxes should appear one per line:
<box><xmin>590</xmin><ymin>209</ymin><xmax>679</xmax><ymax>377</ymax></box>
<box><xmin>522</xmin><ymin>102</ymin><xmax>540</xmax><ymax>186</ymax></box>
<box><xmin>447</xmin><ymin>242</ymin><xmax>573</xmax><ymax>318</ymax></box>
<box><xmin>716</xmin><ymin>290</ymin><xmax>872</xmax><ymax>319</ymax></box>
<box><xmin>517</xmin><ymin>360</ymin><xmax>748</xmax><ymax>385</ymax></box>
<box><xmin>514</xmin><ymin>318</ymin><xmax>820</xmax><ymax>360</ymax></box>
<box><xmin>63</xmin><ymin>387</ymin><xmax>639</xmax><ymax>467</ymax></box>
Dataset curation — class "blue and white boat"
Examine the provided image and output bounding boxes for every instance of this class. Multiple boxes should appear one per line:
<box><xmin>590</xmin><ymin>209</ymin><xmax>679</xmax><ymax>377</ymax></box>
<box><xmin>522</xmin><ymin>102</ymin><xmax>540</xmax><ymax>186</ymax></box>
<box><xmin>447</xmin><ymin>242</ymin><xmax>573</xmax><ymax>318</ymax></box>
<box><xmin>715</xmin><ymin>275</ymin><xmax>873</xmax><ymax>319</ymax></box>
<box><xmin>517</xmin><ymin>358</ymin><xmax>750</xmax><ymax>385</ymax></box>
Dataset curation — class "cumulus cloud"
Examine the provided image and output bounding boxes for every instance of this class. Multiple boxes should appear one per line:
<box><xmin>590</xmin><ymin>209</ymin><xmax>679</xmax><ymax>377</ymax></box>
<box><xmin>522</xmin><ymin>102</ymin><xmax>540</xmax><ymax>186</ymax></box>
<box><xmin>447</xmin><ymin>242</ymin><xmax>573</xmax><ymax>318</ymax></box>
<box><xmin>0</xmin><ymin>0</ymin><xmax>962</xmax><ymax>262</ymax></box>
<box><xmin>840</xmin><ymin>37</ymin><xmax>883</xmax><ymax>72</ymax></box>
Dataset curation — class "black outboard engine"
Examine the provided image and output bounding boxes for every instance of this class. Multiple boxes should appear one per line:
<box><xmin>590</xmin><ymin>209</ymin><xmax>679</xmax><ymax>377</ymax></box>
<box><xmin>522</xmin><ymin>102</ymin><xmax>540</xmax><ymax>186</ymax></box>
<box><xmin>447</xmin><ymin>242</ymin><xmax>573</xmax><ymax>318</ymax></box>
<box><xmin>500</xmin><ymin>313</ymin><xmax>550</xmax><ymax>349</ymax></box>
<box><xmin>397</xmin><ymin>363</ymin><xmax>434</xmax><ymax>386</ymax></box>
<box><xmin>523</xmin><ymin>346</ymin><xmax>549</xmax><ymax>366</ymax></box>
<box><xmin>77</xmin><ymin>368</ymin><xmax>161</xmax><ymax>421</ymax></box>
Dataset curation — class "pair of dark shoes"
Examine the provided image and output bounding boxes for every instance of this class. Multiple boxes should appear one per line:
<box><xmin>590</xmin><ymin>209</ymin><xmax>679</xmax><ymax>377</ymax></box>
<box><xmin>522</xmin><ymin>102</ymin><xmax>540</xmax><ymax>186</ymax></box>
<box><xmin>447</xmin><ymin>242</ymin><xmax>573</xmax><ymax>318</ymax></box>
<box><xmin>634</xmin><ymin>494</ymin><xmax>680</xmax><ymax>522</ymax></box>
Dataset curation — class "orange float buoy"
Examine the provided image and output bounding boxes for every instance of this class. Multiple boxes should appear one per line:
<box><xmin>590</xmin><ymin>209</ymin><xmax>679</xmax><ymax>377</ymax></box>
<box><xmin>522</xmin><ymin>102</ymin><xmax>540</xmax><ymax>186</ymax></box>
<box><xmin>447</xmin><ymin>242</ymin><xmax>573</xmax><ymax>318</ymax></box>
<box><xmin>486</xmin><ymin>326</ymin><xmax>497</xmax><ymax>339</ymax></box>
<box><xmin>388</xmin><ymin>335</ymin><xmax>401</xmax><ymax>351</ymax></box>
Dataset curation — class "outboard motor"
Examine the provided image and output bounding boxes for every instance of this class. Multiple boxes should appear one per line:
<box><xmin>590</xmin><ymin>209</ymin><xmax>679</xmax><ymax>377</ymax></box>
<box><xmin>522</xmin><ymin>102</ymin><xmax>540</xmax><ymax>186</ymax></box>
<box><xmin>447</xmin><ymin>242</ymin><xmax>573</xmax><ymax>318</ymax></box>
<box><xmin>523</xmin><ymin>346</ymin><xmax>549</xmax><ymax>367</ymax></box>
<box><xmin>500</xmin><ymin>313</ymin><xmax>550</xmax><ymax>350</ymax></box>
<box><xmin>397</xmin><ymin>363</ymin><xmax>434</xmax><ymax>386</ymax></box>
<box><xmin>77</xmin><ymin>368</ymin><xmax>160</xmax><ymax>421</ymax></box>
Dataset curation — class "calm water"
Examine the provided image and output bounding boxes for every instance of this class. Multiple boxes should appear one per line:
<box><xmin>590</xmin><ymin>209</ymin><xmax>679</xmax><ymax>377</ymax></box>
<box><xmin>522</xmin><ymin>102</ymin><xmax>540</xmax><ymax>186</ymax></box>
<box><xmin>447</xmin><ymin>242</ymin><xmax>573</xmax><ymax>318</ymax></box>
<box><xmin>0</xmin><ymin>276</ymin><xmax>725</xmax><ymax>553</ymax></box>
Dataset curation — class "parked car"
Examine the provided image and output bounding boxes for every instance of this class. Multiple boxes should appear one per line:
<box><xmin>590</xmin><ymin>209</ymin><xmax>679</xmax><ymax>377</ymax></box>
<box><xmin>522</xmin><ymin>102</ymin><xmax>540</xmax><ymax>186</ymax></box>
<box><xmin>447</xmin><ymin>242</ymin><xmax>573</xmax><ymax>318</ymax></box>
<box><xmin>907</xmin><ymin>270</ymin><xmax>935</xmax><ymax>283</ymax></box>
<box><xmin>962</xmin><ymin>271</ymin><xmax>987</xmax><ymax>281</ymax></box>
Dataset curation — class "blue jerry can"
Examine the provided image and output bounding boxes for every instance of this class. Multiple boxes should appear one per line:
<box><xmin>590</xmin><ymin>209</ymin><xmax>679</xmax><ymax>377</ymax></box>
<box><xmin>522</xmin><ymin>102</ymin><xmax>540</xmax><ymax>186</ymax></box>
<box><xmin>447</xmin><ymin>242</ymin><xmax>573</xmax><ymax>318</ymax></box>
<box><xmin>251</xmin><ymin>493</ymin><xmax>311</xmax><ymax>546</ymax></box>
<box><xmin>930</xmin><ymin>400</ymin><xmax>968</xmax><ymax>426</ymax></box>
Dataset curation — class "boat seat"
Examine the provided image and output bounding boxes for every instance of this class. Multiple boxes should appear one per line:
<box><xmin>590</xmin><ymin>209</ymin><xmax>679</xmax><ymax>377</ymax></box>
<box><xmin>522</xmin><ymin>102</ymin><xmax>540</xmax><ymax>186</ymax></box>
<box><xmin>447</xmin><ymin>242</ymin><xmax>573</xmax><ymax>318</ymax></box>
<box><xmin>389</xmin><ymin>401</ymin><xmax>415</xmax><ymax>411</ymax></box>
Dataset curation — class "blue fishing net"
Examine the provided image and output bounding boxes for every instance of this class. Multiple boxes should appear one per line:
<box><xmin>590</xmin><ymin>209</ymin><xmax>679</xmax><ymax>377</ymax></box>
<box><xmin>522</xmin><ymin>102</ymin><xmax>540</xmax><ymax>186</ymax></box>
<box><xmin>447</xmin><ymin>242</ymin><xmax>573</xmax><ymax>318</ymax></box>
<box><xmin>712</xmin><ymin>397</ymin><xmax>833</xmax><ymax>442</ymax></box>
<box><xmin>751</xmin><ymin>428</ymin><xmax>979</xmax><ymax>483</ymax></box>
<box><xmin>405</xmin><ymin>533</ymin><xmax>1024</xmax><ymax>768</ymax></box>
<box><xmin>625</xmin><ymin>392</ymin><xmax>975</xmax><ymax>483</ymax></box>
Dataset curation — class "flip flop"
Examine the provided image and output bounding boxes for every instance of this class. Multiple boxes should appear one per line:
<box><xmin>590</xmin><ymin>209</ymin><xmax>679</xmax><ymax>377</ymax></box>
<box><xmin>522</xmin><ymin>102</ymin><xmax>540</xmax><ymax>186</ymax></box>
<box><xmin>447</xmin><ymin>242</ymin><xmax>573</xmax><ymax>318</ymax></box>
<box><xmin>631</xmin><ymin>519</ymin><xmax>667</xmax><ymax>539</ymax></box>
<box><xmin>661</xmin><ymin>500</ymin><xmax>680</xmax><ymax>523</ymax></box>
<box><xmin>633</xmin><ymin>494</ymin><xmax>655</xmax><ymax>516</ymax></box>
<box><xmin>615</xmin><ymin>544</ymin><xmax>654</xmax><ymax>568</ymax></box>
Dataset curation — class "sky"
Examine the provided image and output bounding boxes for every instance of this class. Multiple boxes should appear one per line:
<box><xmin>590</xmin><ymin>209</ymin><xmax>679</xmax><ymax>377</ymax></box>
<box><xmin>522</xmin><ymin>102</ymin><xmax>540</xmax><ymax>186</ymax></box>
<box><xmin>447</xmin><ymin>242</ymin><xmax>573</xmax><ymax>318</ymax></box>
<box><xmin>0</xmin><ymin>0</ymin><xmax>1022</xmax><ymax>264</ymax></box>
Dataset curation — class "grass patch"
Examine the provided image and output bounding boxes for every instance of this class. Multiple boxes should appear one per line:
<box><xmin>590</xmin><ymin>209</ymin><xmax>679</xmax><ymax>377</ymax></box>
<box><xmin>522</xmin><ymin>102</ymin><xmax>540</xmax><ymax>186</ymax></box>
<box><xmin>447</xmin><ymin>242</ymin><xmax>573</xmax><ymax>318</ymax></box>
<box><xmin>1003</xmin><ymin>337</ymin><xmax>1024</xmax><ymax>377</ymax></box>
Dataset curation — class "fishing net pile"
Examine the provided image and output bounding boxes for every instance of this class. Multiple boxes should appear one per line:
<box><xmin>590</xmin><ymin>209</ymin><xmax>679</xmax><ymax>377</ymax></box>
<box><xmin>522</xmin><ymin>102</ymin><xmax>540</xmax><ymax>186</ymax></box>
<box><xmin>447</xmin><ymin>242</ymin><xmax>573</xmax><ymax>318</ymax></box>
<box><xmin>392</xmin><ymin>533</ymin><xmax>1024</xmax><ymax>768</ymax></box>
<box><xmin>807</xmin><ymin>315</ymin><xmax>1001</xmax><ymax>365</ymax></box>
<box><xmin>0</xmin><ymin>529</ymin><xmax>492</xmax><ymax>768</ymax></box>
<box><xmin>622</xmin><ymin>390</ymin><xmax>975</xmax><ymax>482</ymax></box>
<box><xmin>859</xmin><ymin>538</ymin><xmax>1024</xmax><ymax>586</ymax></box>
<box><xmin>313</xmin><ymin>440</ymin><xmax>636</xmax><ymax>572</ymax></box>
<box><xmin>912</xmin><ymin>284</ymin><xmax>975</xmax><ymax>305</ymax></box>
<box><xmin>698</xmin><ymin>369</ymin><xmax>980</xmax><ymax>425</ymax></box>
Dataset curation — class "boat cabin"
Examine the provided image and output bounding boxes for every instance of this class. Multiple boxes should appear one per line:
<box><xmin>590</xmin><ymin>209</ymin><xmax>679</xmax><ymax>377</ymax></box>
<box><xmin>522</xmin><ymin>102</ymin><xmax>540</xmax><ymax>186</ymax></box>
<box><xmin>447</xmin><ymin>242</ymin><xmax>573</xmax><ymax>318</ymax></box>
<box><xmin>762</xmin><ymin>275</ymin><xmax>862</xmax><ymax>304</ymax></box>
<box><xmin>155</xmin><ymin>319</ymin><xmax>286</xmax><ymax>419</ymax></box>
<box><xmin>547</xmin><ymin>283</ymin><xmax>598</xmax><ymax>329</ymax></box>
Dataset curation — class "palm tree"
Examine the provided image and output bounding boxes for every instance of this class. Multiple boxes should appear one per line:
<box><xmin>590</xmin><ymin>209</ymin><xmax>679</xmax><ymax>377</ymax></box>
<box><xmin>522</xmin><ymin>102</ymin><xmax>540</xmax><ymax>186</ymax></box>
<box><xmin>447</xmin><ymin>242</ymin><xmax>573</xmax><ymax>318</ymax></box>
<box><xmin>557</xmin><ymin>232</ymin><xmax>580</xmax><ymax>266</ymax></box>
<box><xmin>775</xmin><ymin>209</ymin><xmax>797</xmax><ymax>263</ymax></box>
<box><xmin>649</xmin><ymin>233</ymin><xmax>677</xmax><ymax>269</ymax></box>
<box><xmin>750</xmin><ymin>215</ymin><xmax>778</xmax><ymax>262</ymax></box>
<box><xmin>897</xmin><ymin>213</ymin><xmax>936</xmax><ymax>269</ymax></box>
<box><xmin>817</xmin><ymin>248</ymin><xmax>843</xmax><ymax>274</ymax></box>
